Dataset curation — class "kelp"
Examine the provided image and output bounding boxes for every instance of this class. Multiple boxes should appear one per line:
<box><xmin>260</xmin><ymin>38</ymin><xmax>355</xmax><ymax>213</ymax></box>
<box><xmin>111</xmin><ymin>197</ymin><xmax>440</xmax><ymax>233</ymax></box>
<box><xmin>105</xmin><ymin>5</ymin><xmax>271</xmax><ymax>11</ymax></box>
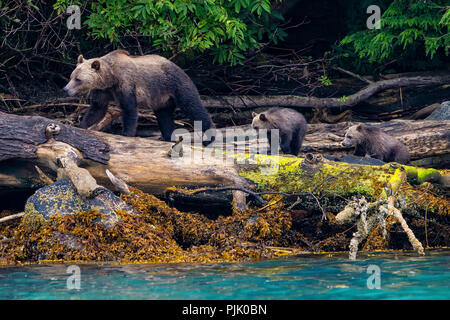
<box><xmin>0</xmin><ymin>161</ymin><xmax>449</xmax><ymax>265</ymax></box>
<box><xmin>0</xmin><ymin>188</ymin><xmax>298</xmax><ymax>265</ymax></box>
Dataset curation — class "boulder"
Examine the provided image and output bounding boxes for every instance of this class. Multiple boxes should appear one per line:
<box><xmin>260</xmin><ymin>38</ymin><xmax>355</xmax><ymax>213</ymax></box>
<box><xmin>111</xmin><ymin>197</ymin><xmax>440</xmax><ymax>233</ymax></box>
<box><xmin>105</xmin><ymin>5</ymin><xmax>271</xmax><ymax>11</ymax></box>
<box><xmin>25</xmin><ymin>179</ymin><xmax>135</xmax><ymax>228</ymax></box>
<box><xmin>426</xmin><ymin>101</ymin><xmax>450</xmax><ymax>120</ymax></box>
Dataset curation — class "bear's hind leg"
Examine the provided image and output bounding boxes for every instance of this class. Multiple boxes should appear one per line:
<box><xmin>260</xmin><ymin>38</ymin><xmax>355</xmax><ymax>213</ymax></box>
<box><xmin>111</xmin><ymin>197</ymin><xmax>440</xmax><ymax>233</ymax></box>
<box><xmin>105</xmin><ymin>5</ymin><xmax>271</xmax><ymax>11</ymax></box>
<box><xmin>175</xmin><ymin>88</ymin><xmax>213</xmax><ymax>132</ymax></box>
<box><xmin>394</xmin><ymin>147</ymin><xmax>410</xmax><ymax>164</ymax></box>
<box><xmin>280</xmin><ymin>132</ymin><xmax>293</xmax><ymax>155</ymax></box>
<box><xmin>174</xmin><ymin>86</ymin><xmax>215</xmax><ymax>146</ymax></box>
<box><xmin>154</xmin><ymin>106</ymin><xmax>177</xmax><ymax>141</ymax></box>
<box><xmin>289</xmin><ymin>128</ymin><xmax>306</xmax><ymax>156</ymax></box>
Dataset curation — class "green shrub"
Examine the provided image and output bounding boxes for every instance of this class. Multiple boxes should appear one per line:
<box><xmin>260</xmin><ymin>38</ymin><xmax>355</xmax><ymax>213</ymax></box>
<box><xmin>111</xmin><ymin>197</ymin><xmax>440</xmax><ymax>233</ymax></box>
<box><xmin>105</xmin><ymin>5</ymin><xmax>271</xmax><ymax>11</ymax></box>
<box><xmin>340</xmin><ymin>0</ymin><xmax>449</xmax><ymax>71</ymax></box>
<box><xmin>54</xmin><ymin>0</ymin><xmax>287</xmax><ymax>65</ymax></box>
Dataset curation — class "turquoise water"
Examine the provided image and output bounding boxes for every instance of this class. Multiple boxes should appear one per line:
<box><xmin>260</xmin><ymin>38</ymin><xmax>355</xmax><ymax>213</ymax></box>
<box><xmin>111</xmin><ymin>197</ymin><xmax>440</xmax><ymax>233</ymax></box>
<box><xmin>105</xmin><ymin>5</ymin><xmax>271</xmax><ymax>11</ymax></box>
<box><xmin>0</xmin><ymin>251</ymin><xmax>449</xmax><ymax>299</ymax></box>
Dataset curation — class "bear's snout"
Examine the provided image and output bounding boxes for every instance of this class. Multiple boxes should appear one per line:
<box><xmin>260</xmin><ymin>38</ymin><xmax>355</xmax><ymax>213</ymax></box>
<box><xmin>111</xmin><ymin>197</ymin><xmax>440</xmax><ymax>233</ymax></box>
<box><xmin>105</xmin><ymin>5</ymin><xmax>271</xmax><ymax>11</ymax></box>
<box><xmin>62</xmin><ymin>85</ymin><xmax>76</xmax><ymax>97</ymax></box>
<box><xmin>341</xmin><ymin>140</ymin><xmax>352</xmax><ymax>147</ymax></box>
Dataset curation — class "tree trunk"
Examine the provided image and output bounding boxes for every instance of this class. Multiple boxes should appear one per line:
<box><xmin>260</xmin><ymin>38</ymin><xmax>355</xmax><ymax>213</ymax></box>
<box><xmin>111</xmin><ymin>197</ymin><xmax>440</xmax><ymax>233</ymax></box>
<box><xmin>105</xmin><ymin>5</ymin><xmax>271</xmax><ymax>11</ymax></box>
<box><xmin>302</xmin><ymin>120</ymin><xmax>450</xmax><ymax>161</ymax></box>
<box><xmin>200</xmin><ymin>73</ymin><xmax>450</xmax><ymax>109</ymax></box>
<box><xmin>0</xmin><ymin>112</ymin><xmax>448</xmax><ymax>198</ymax></box>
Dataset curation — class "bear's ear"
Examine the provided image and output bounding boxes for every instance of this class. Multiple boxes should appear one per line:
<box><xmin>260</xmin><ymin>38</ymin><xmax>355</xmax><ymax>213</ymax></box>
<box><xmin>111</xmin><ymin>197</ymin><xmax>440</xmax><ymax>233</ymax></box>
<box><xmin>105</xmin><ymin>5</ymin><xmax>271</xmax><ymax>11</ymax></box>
<box><xmin>252</xmin><ymin>112</ymin><xmax>258</xmax><ymax>118</ymax></box>
<box><xmin>91</xmin><ymin>60</ymin><xmax>101</xmax><ymax>71</ymax></box>
<box><xmin>77</xmin><ymin>55</ymin><xmax>84</xmax><ymax>65</ymax></box>
<box><xmin>259</xmin><ymin>113</ymin><xmax>267</xmax><ymax>121</ymax></box>
<box><xmin>356</xmin><ymin>124</ymin><xmax>363</xmax><ymax>131</ymax></box>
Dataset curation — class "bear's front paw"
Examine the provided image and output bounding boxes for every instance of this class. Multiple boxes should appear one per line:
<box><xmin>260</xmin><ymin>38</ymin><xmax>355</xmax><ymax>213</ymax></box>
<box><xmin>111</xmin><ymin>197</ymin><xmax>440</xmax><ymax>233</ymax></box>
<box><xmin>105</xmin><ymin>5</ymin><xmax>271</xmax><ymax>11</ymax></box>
<box><xmin>280</xmin><ymin>146</ymin><xmax>291</xmax><ymax>154</ymax></box>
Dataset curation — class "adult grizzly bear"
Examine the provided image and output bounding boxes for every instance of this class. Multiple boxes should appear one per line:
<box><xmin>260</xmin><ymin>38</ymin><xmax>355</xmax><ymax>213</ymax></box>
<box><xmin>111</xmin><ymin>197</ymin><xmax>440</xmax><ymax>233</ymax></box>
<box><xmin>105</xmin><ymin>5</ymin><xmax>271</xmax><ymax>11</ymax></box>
<box><xmin>63</xmin><ymin>49</ymin><xmax>215</xmax><ymax>144</ymax></box>
<box><xmin>251</xmin><ymin>107</ymin><xmax>307</xmax><ymax>156</ymax></box>
<box><xmin>341</xmin><ymin>124</ymin><xmax>410</xmax><ymax>164</ymax></box>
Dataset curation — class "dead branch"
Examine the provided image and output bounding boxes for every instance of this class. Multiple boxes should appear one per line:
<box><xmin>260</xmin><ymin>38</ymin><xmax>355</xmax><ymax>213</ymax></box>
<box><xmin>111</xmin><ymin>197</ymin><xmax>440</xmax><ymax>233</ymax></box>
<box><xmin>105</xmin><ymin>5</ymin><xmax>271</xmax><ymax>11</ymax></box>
<box><xmin>387</xmin><ymin>196</ymin><xmax>425</xmax><ymax>255</ymax></box>
<box><xmin>337</xmin><ymin>188</ymin><xmax>425</xmax><ymax>259</ymax></box>
<box><xmin>0</xmin><ymin>212</ymin><xmax>24</xmax><ymax>224</ymax></box>
<box><xmin>200</xmin><ymin>73</ymin><xmax>450</xmax><ymax>109</ymax></box>
<box><xmin>332</xmin><ymin>66</ymin><xmax>374</xmax><ymax>84</ymax></box>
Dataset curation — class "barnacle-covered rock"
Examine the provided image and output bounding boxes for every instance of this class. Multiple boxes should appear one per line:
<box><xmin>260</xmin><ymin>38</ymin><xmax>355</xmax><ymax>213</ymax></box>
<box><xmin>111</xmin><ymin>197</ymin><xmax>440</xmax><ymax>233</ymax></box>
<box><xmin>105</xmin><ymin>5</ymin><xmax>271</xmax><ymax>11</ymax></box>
<box><xmin>24</xmin><ymin>179</ymin><xmax>135</xmax><ymax>228</ymax></box>
<box><xmin>0</xmin><ymin>162</ymin><xmax>448</xmax><ymax>265</ymax></box>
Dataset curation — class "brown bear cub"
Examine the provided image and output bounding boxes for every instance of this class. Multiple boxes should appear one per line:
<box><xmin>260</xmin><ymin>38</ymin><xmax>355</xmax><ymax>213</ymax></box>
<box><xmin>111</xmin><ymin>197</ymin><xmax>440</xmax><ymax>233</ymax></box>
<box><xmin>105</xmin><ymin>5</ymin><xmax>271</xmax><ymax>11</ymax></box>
<box><xmin>341</xmin><ymin>124</ymin><xmax>410</xmax><ymax>164</ymax></box>
<box><xmin>63</xmin><ymin>49</ymin><xmax>214</xmax><ymax>144</ymax></box>
<box><xmin>252</xmin><ymin>107</ymin><xmax>307</xmax><ymax>156</ymax></box>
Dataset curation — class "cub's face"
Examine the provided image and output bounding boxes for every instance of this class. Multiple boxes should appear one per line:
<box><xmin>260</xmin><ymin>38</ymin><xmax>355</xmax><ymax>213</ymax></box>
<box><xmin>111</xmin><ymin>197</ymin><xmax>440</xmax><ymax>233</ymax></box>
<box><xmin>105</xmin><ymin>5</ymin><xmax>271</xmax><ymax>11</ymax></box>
<box><xmin>63</xmin><ymin>55</ymin><xmax>107</xmax><ymax>96</ymax></box>
<box><xmin>341</xmin><ymin>125</ymin><xmax>362</xmax><ymax>147</ymax></box>
<box><xmin>251</xmin><ymin>112</ymin><xmax>274</xmax><ymax>130</ymax></box>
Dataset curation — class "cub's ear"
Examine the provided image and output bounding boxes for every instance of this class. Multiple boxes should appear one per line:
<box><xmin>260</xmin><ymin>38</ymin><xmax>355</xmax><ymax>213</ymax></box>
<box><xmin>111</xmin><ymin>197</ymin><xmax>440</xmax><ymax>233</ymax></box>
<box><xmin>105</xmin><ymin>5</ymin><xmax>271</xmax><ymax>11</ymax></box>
<box><xmin>77</xmin><ymin>54</ymin><xmax>84</xmax><ymax>65</ymax></box>
<box><xmin>259</xmin><ymin>113</ymin><xmax>267</xmax><ymax>121</ymax></box>
<box><xmin>356</xmin><ymin>124</ymin><xmax>363</xmax><ymax>131</ymax></box>
<box><xmin>91</xmin><ymin>60</ymin><xmax>101</xmax><ymax>71</ymax></box>
<box><xmin>252</xmin><ymin>112</ymin><xmax>258</xmax><ymax>118</ymax></box>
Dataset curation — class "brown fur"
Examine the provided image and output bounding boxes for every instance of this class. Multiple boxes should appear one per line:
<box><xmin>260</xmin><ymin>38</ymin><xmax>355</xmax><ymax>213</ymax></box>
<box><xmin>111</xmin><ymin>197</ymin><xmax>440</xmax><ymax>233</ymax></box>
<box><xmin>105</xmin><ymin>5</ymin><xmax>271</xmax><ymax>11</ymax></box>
<box><xmin>63</xmin><ymin>49</ymin><xmax>214</xmax><ymax>142</ymax></box>
<box><xmin>252</xmin><ymin>107</ymin><xmax>307</xmax><ymax>155</ymax></box>
<box><xmin>342</xmin><ymin>124</ymin><xmax>410</xmax><ymax>164</ymax></box>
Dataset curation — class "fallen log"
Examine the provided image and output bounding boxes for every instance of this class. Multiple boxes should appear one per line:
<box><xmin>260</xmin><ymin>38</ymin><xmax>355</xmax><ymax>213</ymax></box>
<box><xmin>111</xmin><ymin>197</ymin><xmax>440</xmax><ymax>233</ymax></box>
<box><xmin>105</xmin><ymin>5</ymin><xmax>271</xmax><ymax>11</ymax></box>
<box><xmin>0</xmin><ymin>112</ymin><xmax>449</xmax><ymax>197</ymax></box>
<box><xmin>0</xmin><ymin>111</ymin><xmax>247</xmax><ymax>201</ymax></box>
<box><xmin>200</xmin><ymin>73</ymin><xmax>450</xmax><ymax>109</ymax></box>
<box><xmin>0</xmin><ymin>112</ymin><xmax>109</xmax><ymax>163</ymax></box>
<box><xmin>302</xmin><ymin>120</ymin><xmax>450</xmax><ymax>162</ymax></box>
<box><xmin>1</xmin><ymin>112</ymin><xmax>449</xmax><ymax>261</ymax></box>
<box><xmin>87</xmin><ymin>117</ymin><xmax>450</xmax><ymax>166</ymax></box>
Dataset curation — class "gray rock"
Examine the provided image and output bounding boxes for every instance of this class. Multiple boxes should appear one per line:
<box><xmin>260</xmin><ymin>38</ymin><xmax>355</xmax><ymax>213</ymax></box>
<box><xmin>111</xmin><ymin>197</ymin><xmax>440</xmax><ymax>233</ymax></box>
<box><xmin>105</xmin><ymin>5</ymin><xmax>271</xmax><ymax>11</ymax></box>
<box><xmin>25</xmin><ymin>179</ymin><xmax>135</xmax><ymax>228</ymax></box>
<box><xmin>339</xmin><ymin>155</ymin><xmax>386</xmax><ymax>166</ymax></box>
<box><xmin>426</xmin><ymin>101</ymin><xmax>450</xmax><ymax>120</ymax></box>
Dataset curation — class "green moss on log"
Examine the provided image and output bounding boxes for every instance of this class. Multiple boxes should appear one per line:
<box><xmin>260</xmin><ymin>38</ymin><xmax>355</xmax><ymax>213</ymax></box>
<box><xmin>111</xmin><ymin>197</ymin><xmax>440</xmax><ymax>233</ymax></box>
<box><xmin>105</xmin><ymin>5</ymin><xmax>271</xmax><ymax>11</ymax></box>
<box><xmin>404</xmin><ymin>166</ymin><xmax>441</xmax><ymax>184</ymax></box>
<box><xmin>237</xmin><ymin>154</ymin><xmax>446</xmax><ymax>199</ymax></box>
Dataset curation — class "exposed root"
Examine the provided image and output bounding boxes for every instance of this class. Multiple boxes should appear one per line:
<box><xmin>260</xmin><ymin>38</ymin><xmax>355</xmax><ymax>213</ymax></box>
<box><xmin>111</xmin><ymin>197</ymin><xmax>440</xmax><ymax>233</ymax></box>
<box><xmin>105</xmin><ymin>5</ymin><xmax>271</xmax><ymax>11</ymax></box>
<box><xmin>106</xmin><ymin>169</ymin><xmax>131</xmax><ymax>195</ymax></box>
<box><xmin>346</xmin><ymin>197</ymin><xmax>381</xmax><ymax>260</ymax></box>
<box><xmin>387</xmin><ymin>196</ymin><xmax>425</xmax><ymax>256</ymax></box>
<box><xmin>34</xmin><ymin>166</ymin><xmax>54</xmax><ymax>185</ymax></box>
<box><xmin>339</xmin><ymin>194</ymin><xmax>425</xmax><ymax>260</ymax></box>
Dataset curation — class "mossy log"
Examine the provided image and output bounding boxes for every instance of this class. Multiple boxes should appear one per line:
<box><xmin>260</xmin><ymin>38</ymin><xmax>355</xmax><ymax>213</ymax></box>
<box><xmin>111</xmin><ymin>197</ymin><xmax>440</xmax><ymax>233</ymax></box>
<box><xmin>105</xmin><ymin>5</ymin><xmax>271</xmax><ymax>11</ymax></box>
<box><xmin>217</xmin><ymin>120</ymin><xmax>450</xmax><ymax>167</ymax></box>
<box><xmin>1</xmin><ymin>112</ymin><xmax>449</xmax><ymax>262</ymax></box>
<box><xmin>84</xmin><ymin>107</ymin><xmax>449</xmax><ymax>168</ymax></box>
<box><xmin>0</xmin><ymin>112</ymin><xmax>448</xmax><ymax>204</ymax></box>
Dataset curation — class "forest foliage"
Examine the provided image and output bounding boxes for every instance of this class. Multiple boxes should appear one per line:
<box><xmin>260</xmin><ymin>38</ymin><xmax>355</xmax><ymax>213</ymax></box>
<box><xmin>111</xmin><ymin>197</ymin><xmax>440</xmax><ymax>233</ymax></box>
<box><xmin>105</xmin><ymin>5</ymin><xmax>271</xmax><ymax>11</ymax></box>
<box><xmin>0</xmin><ymin>0</ymin><xmax>449</xmax><ymax>93</ymax></box>
<box><xmin>53</xmin><ymin>0</ymin><xmax>287</xmax><ymax>65</ymax></box>
<box><xmin>340</xmin><ymin>0</ymin><xmax>450</xmax><ymax>71</ymax></box>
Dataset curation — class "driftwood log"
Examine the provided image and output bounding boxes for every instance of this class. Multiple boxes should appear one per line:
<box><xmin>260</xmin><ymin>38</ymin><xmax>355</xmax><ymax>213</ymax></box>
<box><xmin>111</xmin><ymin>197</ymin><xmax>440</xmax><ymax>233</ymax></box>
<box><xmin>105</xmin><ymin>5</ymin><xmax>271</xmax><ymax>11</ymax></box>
<box><xmin>2</xmin><ymin>113</ymin><xmax>448</xmax><ymax>261</ymax></box>
<box><xmin>82</xmin><ymin>108</ymin><xmax>449</xmax><ymax>167</ymax></box>
<box><xmin>0</xmin><ymin>112</ymin><xmax>246</xmax><ymax>200</ymax></box>
<box><xmin>200</xmin><ymin>73</ymin><xmax>450</xmax><ymax>110</ymax></box>
<box><xmin>0</xmin><ymin>111</ymin><xmax>449</xmax><ymax>197</ymax></box>
<box><xmin>220</xmin><ymin>120</ymin><xmax>450</xmax><ymax>162</ymax></box>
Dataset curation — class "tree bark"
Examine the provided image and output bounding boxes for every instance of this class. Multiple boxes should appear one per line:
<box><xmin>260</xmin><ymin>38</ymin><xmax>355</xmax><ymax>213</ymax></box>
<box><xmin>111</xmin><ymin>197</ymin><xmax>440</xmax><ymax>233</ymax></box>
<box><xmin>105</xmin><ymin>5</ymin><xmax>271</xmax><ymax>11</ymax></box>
<box><xmin>302</xmin><ymin>120</ymin><xmax>450</xmax><ymax>160</ymax></box>
<box><xmin>200</xmin><ymin>73</ymin><xmax>450</xmax><ymax>109</ymax></box>
<box><xmin>213</xmin><ymin>120</ymin><xmax>450</xmax><ymax>163</ymax></box>
<box><xmin>0</xmin><ymin>112</ymin><xmax>448</xmax><ymax>196</ymax></box>
<box><xmin>0</xmin><ymin>112</ymin><xmax>109</xmax><ymax>163</ymax></box>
